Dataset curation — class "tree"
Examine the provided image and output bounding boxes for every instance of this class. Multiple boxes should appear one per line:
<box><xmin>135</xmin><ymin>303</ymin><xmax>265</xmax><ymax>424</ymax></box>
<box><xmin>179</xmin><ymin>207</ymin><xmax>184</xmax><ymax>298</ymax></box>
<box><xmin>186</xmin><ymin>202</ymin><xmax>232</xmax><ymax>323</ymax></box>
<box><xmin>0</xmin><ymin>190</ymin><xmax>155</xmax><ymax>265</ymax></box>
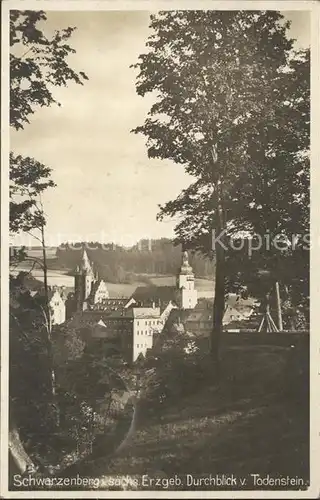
<box><xmin>9</xmin><ymin>273</ymin><xmax>60</xmax><ymax>475</ymax></box>
<box><xmin>10</xmin><ymin>10</ymin><xmax>88</xmax><ymax>130</ymax></box>
<box><xmin>10</xmin><ymin>153</ymin><xmax>55</xmax><ymax>233</ymax></box>
<box><xmin>10</xmin><ymin>9</ymin><xmax>88</xmax><ymax>237</ymax></box>
<box><xmin>132</xmin><ymin>11</ymin><xmax>308</xmax><ymax>374</ymax></box>
<box><xmin>9</xmin><ymin>10</ymin><xmax>88</xmax><ymax>475</ymax></box>
<box><xmin>10</xmin><ymin>152</ymin><xmax>56</xmax><ymax>333</ymax></box>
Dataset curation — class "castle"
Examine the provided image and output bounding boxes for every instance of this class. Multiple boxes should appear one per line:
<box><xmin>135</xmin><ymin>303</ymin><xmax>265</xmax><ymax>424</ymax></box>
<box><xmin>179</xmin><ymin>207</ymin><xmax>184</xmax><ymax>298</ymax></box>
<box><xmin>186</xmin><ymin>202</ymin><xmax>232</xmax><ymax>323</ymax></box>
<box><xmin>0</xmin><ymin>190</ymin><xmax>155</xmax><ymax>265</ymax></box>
<box><xmin>56</xmin><ymin>248</ymin><xmax>198</xmax><ymax>362</ymax></box>
<box><xmin>70</xmin><ymin>248</ymin><xmax>198</xmax><ymax>314</ymax></box>
<box><xmin>38</xmin><ymin>248</ymin><xmax>254</xmax><ymax>352</ymax></box>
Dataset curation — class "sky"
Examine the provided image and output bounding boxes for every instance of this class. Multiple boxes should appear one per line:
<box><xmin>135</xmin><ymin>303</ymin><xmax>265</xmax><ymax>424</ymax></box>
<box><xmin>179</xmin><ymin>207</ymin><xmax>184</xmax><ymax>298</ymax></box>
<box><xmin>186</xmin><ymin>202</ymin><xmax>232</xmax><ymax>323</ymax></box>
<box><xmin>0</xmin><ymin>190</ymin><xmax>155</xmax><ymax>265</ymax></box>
<box><xmin>10</xmin><ymin>9</ymin><xmax>310</xmax><ymax>248</ymax></box>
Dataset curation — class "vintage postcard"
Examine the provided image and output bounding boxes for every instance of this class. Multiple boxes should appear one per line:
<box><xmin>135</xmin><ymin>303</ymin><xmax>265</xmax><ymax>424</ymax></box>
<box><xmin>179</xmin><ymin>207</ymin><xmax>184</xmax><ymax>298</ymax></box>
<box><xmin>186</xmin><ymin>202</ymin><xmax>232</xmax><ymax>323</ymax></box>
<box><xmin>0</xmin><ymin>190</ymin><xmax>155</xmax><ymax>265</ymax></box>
<box><xmin>1</xmin><ymin>0</ymin><xmax>319</xmax><ymax>497</ymax></box>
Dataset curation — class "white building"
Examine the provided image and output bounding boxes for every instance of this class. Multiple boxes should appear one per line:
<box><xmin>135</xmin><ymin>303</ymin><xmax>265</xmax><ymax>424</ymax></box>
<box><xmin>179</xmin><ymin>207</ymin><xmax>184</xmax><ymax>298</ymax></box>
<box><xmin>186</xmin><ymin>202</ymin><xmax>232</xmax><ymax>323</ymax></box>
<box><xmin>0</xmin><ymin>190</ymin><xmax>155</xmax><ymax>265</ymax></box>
<box><xmin>49</xmin><ymin>287</ymin><xmax>67</xmax><ymax>325</ymax></box>
<box><xmin>176</xmin><ymin>251</ymin><xmax>198</xmax><ymax>309</ymax></box>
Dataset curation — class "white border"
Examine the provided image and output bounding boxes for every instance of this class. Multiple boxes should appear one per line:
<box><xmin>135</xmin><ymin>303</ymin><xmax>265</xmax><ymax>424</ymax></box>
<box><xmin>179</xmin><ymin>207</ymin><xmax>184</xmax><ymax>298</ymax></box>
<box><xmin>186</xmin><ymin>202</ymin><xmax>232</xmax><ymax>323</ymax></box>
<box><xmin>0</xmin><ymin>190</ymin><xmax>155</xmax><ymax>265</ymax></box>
<box><xmin>1</xmin><ymin>0</ymin><xmax>319</xmax><ymax>498</ymax></box>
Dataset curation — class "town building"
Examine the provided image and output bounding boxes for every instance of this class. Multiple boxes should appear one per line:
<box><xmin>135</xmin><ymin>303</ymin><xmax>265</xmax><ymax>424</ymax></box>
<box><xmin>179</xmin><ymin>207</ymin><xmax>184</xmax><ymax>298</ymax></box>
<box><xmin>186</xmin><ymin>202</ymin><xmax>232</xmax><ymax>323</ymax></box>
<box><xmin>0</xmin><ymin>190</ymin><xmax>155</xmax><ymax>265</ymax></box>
<box><xmin>48</xmin><ymin>287</ymin><xmax>67</xmax><ymax>325</ymax></box>
<box><xmin>65</xmin><ymin>248</ymin><xmax>201</xmax><ymax>362</ymax></box>
<box><xmin>66</xmin><ymin>303</ymin><xmax>170</xmax><ymax>362</ymax></box>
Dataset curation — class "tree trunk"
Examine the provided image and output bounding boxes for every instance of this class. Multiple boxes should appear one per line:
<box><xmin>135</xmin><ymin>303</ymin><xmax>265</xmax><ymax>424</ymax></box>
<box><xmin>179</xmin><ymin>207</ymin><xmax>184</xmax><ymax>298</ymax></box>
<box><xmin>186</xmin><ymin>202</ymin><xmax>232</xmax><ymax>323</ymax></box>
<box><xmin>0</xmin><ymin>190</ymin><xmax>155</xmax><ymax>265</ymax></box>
<box><xmin>211</xmin><ymin>232</ymin><xmax>225</xmax><ymax>380</ymax></box>
<box><xmin>40</xmin><ymin>223</ymin><xmax>60</xmax><ymax>427</ymax></box>
<box><xmin>210</xmin><ymin>176</ymin><xmax>226</xmax><ymax>381</ymax></box>
<box><xmin>40</xmin><ymin>223</ymin><xmax>49</xmax><ymax>307</ymax></box>
<box><xmin>9</xmin><ymin>423</ymin><xmax>36</xmax><ymax>476</ymax></box>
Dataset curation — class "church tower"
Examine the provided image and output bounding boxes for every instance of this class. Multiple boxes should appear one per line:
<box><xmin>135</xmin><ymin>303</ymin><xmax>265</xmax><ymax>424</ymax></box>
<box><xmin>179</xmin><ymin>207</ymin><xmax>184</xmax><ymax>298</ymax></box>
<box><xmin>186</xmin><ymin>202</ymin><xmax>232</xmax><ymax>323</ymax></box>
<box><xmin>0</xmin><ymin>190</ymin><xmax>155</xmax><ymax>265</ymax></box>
<box><xmin>176</xmin><ymin>250</ymin><xmax>198</xmax><ymax>309</ymax></box>
<box><xmin>74</xmin><ymin>248</ymin><xmax>95</xmax><ymax>311</ymax></box>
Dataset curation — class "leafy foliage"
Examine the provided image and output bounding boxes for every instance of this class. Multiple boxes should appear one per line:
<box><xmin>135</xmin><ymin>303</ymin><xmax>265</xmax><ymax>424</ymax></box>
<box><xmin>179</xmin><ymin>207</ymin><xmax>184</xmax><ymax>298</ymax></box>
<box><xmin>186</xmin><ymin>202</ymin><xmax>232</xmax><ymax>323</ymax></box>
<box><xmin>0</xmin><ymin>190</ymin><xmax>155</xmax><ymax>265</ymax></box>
<box><xmin>133</xmin><ymin>10</ymin><xmax>308</xmax><ymax>247</ymax></box>
<box><xmin>10</xmin><ymin>152</ymin><xmax>56</xmax><ymax>233</ymax></box>
<box><xmin>10</xmin><ymin>10</ymin><xmax>88</xmax><ymax>130</ymax></box>
<box><xmin>136</xmin><ymin>330</ymin><xmax>210</xmax><ymax>410</ymax></box>
<box><xmin>9</xmin><ymin>11</ymin><xmax>91</xmax><ymax>475</ymax></box>
<box><xmin>132</xmin><ymin>10</ymin><xmax>309</xmax><ymax>335</ymax></box>
<box><xmin>10</xmin><ymin>273</ymin><xmax>57</xmax><ymax>445</ymax></box>
<box><xmin>10</xmin><ymin>10</ymin><xmax>88</xmax><ymax>236</ymax></box>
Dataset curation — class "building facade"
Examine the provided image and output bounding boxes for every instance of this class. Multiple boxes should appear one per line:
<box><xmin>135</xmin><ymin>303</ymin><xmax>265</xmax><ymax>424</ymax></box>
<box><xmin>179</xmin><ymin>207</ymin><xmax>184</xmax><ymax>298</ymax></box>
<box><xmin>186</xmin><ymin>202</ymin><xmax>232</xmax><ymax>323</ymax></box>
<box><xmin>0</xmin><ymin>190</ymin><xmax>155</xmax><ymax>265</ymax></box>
<box><xmin>49</xmin><ymin>287</ymin><xmax>67</xmax><ymax>325</ymax></box>
<box><xmin>66</xmin><ymin>249</ymin><xmax>199</xmax><ymax>361</ymax></box>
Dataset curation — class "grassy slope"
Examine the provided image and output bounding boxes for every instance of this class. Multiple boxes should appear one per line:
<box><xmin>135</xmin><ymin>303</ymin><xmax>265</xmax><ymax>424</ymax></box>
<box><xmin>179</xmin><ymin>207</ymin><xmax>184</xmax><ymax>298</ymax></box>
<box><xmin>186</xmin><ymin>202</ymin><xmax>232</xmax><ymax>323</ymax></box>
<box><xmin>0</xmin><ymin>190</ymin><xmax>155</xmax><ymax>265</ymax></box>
<box><xmin>101</xmin><ymin>341</ymin><xmax>309</xmax><ymax>491</ymax></box>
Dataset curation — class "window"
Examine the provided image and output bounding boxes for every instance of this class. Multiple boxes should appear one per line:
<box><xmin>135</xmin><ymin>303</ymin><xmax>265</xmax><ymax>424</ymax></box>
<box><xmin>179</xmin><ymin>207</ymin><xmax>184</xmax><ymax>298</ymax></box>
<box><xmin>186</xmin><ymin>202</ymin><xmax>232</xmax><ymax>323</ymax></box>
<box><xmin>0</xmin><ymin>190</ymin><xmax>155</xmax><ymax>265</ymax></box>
<box><xmin>137</xmin><ymin>331</ymin><xmax>139</xmax><ymax>335</ymax></box>
<box><xmin>137</xmin><ymin>344</ymin><xmax>139</xmax><ymax>348</ymax></box>
<box><xmin>137</xmin><ymin>321</ymin><xmax>139</xmax><ymax>325</ymax></box>
<box><xmin>145</xmin><ymin>330</ymin><xmax>147</xmax><ymax>334</ymax></box>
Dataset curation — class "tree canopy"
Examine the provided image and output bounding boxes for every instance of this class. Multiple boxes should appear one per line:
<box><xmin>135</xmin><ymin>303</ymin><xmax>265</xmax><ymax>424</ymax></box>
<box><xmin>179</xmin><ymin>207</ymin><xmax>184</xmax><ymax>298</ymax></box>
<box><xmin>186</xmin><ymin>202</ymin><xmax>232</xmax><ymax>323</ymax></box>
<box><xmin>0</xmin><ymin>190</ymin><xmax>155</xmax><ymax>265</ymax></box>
<box><xmin>132</xmin><ymin>10</ymin><xmax>308</xmax><ymax>247</ymax></box>
<box><xmin>10</xmin><ymin>10</ymin><xmax>88</xmax><ymax>130</ymax></box>
<box><xmin>132</xmin><ymin>10</ymin><xmax>310</xmax><ymax>352</ymax></box>
<box><xmin>10</xmin><ymin>10</ymin><xmax>88</xmax><ymax>236</ymax></box>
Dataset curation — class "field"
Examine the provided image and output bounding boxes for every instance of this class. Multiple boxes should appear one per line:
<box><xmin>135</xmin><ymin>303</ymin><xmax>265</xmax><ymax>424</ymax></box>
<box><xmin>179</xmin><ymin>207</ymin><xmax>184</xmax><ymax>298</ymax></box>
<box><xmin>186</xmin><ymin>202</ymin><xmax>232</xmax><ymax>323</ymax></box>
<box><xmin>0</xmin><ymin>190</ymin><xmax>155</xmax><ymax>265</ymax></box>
<box><xmin>11</xmin><ymin>264</ymin><xmax>214</xmax><ymax>299</ymax></box>
<box><xmin>23</xmin><ymin>247</ymin><xmax>58</xmax><ymax>260</ymax></box>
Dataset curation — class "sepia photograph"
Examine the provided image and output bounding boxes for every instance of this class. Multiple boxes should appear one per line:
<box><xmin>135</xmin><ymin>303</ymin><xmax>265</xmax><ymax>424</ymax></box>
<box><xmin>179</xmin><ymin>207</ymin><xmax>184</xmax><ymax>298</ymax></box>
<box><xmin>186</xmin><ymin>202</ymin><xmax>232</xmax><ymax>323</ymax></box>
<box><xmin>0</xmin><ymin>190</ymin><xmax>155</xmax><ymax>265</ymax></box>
<box><xmin>1</xmin><ymin>0</ymin><xmax>317</xmax><ymax>496</ymax></box>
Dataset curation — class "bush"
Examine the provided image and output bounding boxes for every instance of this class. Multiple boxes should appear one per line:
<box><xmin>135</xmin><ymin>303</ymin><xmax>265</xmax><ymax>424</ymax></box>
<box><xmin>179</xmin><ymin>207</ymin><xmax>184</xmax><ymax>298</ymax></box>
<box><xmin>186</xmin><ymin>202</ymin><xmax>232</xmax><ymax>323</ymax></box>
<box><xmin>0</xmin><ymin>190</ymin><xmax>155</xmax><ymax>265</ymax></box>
<box><xmin>136</xmin><ymin>335</ymin><xmax>211</xmax><ymax>410</ymax></box>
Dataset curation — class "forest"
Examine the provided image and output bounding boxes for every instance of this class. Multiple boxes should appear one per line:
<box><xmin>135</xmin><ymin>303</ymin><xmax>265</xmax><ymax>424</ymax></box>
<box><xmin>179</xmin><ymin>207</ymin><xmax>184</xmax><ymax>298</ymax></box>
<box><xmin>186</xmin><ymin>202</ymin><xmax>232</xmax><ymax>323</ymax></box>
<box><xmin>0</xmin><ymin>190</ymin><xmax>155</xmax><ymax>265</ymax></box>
<box><xmin>54</xmin><ymin>239</ymin><xmax>215</xmax><ymax>282</ymax></box>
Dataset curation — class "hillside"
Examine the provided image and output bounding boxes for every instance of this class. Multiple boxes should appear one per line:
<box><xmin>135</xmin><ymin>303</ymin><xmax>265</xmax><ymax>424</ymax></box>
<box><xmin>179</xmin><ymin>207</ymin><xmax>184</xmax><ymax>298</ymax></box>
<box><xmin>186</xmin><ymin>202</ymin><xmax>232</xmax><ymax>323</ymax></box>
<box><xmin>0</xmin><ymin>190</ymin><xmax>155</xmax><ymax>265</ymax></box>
<box><xmin>87</xmin><ymin>336</ymin><xmax>309</xmax><ymax>491</ymax></box>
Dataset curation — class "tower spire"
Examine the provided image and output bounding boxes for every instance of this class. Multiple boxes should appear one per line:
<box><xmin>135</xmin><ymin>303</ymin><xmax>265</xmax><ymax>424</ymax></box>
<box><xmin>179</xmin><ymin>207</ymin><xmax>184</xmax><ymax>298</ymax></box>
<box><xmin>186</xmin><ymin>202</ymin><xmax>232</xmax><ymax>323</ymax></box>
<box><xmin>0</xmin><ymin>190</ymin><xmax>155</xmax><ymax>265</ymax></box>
<box><xmin>80</xmin><ymin>248</ymin><xmax>92</xmax><ymax>273</ymax></box>
<box><xmin>177</xmin><ymin>249</ymin><xmax>197</xmax><ymax>309</ymax></box>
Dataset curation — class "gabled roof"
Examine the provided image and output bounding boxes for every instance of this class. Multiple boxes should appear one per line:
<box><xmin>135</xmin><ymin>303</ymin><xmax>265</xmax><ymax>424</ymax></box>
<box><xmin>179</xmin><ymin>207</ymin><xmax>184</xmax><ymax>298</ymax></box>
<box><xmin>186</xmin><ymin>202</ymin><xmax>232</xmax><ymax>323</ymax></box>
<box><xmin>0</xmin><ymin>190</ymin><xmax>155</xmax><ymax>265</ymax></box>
<box><xmin>97</xmin><ymin>319</ymin><xmax>106</xmax><ymax>327</ymax></box>
<box><xmin>107</xmin><ymin>307</ymin><xmax>161</xmax><ymax>319</ymax></box>
<box><xmin>66</xmin><ymin>310</ymin><xmax>134</xmax><ymax>331</ymax></box>
<box><xmin>223</xmin><ymin>305</ymin><xmax>247</xmax><ymax>325</ymax></box>
<box><xmin>132</xmin><ymin>285</ymin><xmax>178</xmax><ymax>305</ymax></box>
<box><xmin>80</xmin><ymin>249</ymin><xmax>93</xmax><ymax>273</ymax></box>
<box><xmin>90</xmin><ymin>298</ymin><xmax>131</xmax><ymax>312</ymax></box>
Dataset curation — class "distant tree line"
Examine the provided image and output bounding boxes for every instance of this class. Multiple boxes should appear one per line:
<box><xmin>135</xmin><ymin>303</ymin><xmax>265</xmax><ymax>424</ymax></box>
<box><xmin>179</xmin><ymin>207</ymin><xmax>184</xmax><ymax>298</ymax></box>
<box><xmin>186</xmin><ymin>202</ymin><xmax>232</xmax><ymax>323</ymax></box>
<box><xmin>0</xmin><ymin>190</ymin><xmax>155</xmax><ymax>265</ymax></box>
<box><xmin>55</xmin><ymin>239</ymin><xmax>215</xmax><ymax>283</ymax></box>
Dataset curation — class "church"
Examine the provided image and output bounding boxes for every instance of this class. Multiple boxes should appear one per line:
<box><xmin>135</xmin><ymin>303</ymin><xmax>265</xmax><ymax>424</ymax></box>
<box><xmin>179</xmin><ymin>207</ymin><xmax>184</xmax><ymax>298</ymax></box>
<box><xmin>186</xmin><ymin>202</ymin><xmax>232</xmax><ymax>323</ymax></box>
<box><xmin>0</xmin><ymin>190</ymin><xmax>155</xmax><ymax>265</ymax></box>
<box><xmin>73</xmin><ymin>248</ymin><xmax>109</xmax><ymax>311</ymax></box>
<box><xmin>64</xmin><ymin>248</ymin><xmax>198</xmax><ymax>362</ymax></box>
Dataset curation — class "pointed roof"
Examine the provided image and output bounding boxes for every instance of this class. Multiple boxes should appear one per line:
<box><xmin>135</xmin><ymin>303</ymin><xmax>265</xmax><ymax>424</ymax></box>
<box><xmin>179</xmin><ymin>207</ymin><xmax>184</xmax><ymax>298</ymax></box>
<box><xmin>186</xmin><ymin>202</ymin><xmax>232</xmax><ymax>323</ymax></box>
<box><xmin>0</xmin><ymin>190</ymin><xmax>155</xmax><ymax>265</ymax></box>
<box><xmin>180</xmin><ymin>250</ymin><xmax>193</xmax><ymax>275</ymax></box>
<box><xmin>80</xmin><ymin>248</ymin><xmax>93</xmax><ymax>273</ymax></box>
<box><xmin>97</xmin><ymin>319</ymin><xmax>107</xmax><ymax>327</ymax></box>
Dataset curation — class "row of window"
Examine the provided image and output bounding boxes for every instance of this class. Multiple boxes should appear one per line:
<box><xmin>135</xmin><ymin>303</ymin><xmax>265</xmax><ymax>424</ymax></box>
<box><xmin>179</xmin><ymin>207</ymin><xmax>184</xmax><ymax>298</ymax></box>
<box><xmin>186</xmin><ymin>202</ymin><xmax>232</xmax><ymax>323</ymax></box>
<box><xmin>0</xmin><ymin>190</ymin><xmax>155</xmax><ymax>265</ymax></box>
<box><xmin>136</xmin><ymin>344</ymin><xmax>148</xmax><ymax>348</ymax></box>
<box><xmin>137</xmin><ymin>319</ymin><xmax>162</xmax><ymax>326</ymax></box>
<box><xmin>101</xmin><ymin>320</ymin><xmax>131</xmax><ymax>326</ymax></box>
<box><xmin>137</xmin><ymin>330</ymin><xmax>152</xmax><ymax>336</ymax></box>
